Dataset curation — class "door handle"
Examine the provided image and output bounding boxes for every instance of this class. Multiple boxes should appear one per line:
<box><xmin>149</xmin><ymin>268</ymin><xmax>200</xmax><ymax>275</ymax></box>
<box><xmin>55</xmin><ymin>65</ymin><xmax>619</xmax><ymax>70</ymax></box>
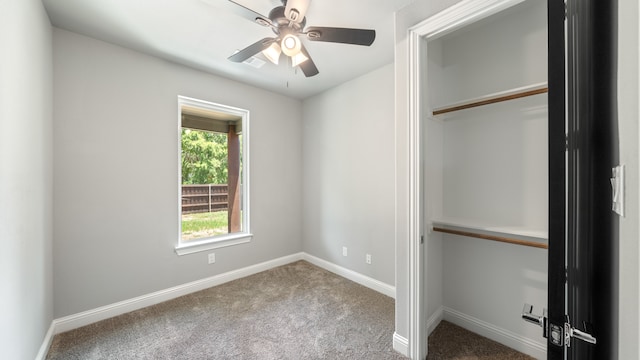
<box><xmin>571</xmin><ymin>328</ymin><xmax>597</xmax><ymax>344</ymax></box>
<box><xmin>565</xmin><ymin>320</ymin><xmax>597</xmax><ymax>346</ymax></box>
<box><xmin>522</xmin><ymin>303</ymin><xmax>548</xmax><ymax>338</ymax></box>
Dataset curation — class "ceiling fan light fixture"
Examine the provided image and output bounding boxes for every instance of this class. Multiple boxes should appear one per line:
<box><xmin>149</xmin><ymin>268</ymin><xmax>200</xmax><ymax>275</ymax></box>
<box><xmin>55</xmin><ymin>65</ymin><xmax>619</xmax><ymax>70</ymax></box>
<box><xmin>262</xmin><ymin>42</ymin><xmax>281</xmax><ymax>64</ymax></box>
<box><xmin>291</xmin><ymin>52</ymin><xmax>309</xmax><ymax>67</ymax></box>
<box><xmin>227</xmin><ymin>0</ymin><xmax>377</xmax><ymax>77</ymax></box>
<box><xmin>281</xmin><ymin>34</ymin><xmax>301</xmax><ymax>56</ymax></box>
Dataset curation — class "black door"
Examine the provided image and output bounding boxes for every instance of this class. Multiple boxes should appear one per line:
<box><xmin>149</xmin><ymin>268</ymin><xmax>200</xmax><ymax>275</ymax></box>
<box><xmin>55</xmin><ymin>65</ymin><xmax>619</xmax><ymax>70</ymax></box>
<box><xmin>547</xmin><ymin>0</ymin><xmax>619</xmax><ymax>359</ymax></box>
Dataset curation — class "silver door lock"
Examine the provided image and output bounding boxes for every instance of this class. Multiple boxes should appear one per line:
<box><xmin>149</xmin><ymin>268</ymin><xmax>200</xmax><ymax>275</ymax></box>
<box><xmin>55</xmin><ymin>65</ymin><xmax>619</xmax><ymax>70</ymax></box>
<box><xmin>522</xmin><ymin>304</ymin><xmax>596</xmax><ymax>347</ymax></box>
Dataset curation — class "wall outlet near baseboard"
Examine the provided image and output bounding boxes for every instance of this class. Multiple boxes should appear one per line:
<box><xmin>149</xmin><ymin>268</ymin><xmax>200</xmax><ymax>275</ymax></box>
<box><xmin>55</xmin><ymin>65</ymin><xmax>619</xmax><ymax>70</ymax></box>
<box><xmin>342</xmin><ymin>247</ymin><xmax>348</xmax><ymax>257</ymax></box>
<box><xmin>366</xmin><ymin>254</ymin><xmax>372</xmax><ymax>264</ymax></box>
<box><xmin>208</xmin><ymin>253</ymin><xmax>216</xmax><ymax>264</ymax></box>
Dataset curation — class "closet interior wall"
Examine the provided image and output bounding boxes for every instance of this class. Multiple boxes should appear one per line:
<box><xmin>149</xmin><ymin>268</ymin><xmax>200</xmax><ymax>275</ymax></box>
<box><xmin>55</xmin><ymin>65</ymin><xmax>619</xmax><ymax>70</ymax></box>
<box><xmin>424</xmin><ymin>1</ymin><xmax>549</xmax><ymax>358</ymax></box>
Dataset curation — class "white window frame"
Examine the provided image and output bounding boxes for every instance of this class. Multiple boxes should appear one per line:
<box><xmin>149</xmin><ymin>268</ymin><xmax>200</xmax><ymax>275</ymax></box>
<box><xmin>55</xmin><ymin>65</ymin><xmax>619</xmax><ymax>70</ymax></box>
<box><xmin>175</xmin><ymin>96</ymin><xmax>252</xmax><ymax>256</ymax></box>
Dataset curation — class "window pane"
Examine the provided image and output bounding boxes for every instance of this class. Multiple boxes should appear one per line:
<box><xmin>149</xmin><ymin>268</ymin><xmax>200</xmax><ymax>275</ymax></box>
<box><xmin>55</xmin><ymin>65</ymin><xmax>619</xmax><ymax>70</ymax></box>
<box><xmin>180</xmin><ymin>127</ymin><xmax>243</xmax><ymax>242</ymax></box>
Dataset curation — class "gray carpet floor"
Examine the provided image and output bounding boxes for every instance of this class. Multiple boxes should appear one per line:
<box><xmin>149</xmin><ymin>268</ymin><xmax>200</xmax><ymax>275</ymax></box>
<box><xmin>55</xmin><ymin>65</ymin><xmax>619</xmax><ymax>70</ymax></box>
<box><xmin>47</xmin><ymin>260</ymin><xmax>535</xmax><ymax>360</ymax></box>
<box><xmin>427</xmin><ymin>321</ymin><xmax>535</xmax><ymax>360</ymax></box>
<box><xmin>46</xmin><ymin>260</ymin><xmax>407</xmax><ymax>360</ymax></box>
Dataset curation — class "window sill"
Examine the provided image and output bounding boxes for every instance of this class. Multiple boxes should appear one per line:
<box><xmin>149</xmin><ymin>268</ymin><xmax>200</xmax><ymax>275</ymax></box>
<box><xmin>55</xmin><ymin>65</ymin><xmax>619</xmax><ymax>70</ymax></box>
<box><xmin>175</xmin><ymin>233</ymin><xmax>253</xmax><ymax>256</ymax></box>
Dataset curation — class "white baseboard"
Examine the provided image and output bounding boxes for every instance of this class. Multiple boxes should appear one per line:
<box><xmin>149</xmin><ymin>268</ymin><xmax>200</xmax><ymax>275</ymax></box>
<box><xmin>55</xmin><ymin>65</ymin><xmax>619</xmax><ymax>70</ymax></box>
<box><xmin>443</xmin><ymin>306</ymin><xmax>547</xmax><ymax>360</ymax></box>
<box><xmin>393</xmin><ymin>332</ymin><xmax>409</xmax><ymax>356</ymax></box>
<box><xmin>426</xmin><ymin>305</ymin><xmax>444</xmax><ymax>335</ymax></box>
<box><xmin>35</xmin><ymin>322</ymin><xmax>56</xmax><ymax>360</ymax></box>
<box><xmin>52</xmin><ymin>253</ymin><xmax>304</xmax><ymax>335</ymax></box>
<box><xmin>302</xmin><ymin>253</ymin><xmax>396</xmax><ymax>299</ymax></box>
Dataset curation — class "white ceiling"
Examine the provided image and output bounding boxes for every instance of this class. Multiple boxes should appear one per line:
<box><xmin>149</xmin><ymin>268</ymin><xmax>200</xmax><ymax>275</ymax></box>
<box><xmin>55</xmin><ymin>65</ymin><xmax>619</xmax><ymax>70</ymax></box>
<box><xmin>43</xmin><ymin>0</ymin><xmax>414</xmax><ymax>99</ymax></box>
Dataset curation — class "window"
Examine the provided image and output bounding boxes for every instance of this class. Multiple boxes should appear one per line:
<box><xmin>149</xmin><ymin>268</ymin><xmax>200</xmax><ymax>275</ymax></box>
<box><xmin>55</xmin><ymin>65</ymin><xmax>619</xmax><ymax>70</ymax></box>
<box><xmin>175</xmin><ymin>96</ymin><xmax>250</xmax><ymax>255</ymax></box>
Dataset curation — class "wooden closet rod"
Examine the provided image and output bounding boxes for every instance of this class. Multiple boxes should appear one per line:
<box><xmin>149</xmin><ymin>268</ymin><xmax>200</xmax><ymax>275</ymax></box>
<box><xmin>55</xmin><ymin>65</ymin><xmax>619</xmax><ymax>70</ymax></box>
<box><xmin>432</xmin><ymin>226</ymin><xmax>549</xmax><ymax>249</ymax></box>
<box><xmin>432</xmin><ymin>86</ymin><xmax>549</xmax><ymax>116</ymax></box>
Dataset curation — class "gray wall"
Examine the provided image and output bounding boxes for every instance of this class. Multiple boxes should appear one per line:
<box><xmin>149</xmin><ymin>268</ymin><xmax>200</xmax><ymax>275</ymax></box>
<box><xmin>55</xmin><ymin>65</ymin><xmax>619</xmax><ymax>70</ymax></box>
<box><xmin>53</xmin><ymin>29</ymin><xmax>303</xmax><ymax>317</ymax></box>
<box><xmin>302</xmin><ymin>64</ymin><xmax>396</xmax><ymax>287</ymax></box>
<box><xmin>0</xmin><ymin>0</ymin><xmax>54</xmax><ymax>358</ymax></box>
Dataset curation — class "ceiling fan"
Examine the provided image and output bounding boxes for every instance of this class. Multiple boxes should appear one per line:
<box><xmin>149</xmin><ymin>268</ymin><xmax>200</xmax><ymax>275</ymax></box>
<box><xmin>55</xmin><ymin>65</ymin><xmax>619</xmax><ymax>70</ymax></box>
<box><xmin>227</xmin><ymin>0</ymin><xmax>376</xmax><ymax>77</ymax></box>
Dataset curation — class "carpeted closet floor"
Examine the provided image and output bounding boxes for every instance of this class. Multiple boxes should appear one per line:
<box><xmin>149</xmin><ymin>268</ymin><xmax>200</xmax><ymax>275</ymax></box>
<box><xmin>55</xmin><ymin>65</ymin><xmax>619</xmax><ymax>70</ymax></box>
<box><xmin>427</xmin><ymin>321</ymin><xmax>535</xmax><ymax>360</ymax></box>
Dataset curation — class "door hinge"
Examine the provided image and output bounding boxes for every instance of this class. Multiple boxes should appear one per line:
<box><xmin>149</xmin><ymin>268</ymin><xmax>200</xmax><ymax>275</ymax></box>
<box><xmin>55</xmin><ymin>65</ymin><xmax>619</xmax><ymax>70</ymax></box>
<box><xmin>420</xmin><ymin>235</ymin><xmax>424</xmax><ymax>244</ymax></box>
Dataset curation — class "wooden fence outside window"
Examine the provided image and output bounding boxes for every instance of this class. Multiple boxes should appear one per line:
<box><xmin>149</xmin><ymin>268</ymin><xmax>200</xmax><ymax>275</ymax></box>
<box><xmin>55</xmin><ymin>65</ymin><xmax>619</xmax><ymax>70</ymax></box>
<box><xmin>181</xmin><ymin>184</ymin><xmax>228</xmax><ymax>214</ymax></box>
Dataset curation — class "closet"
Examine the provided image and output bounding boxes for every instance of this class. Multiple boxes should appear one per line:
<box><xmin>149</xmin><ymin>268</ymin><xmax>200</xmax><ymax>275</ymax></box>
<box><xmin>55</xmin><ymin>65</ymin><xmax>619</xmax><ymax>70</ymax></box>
<box><xmin>423</xmin><ymin>1</ymin><xmax>548</xmax><ymax>359</ymax></box>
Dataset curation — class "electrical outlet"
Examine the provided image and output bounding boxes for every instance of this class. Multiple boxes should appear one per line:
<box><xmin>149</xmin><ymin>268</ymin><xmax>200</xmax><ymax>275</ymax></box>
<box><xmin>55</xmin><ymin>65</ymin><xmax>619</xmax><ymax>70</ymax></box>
<box><xmin>342</xmin><ymin>247</ymin><xmax>348</xmax><ymax>256</ymax></box>
<box><xmin>366</xmin><ymin>254</ymin><xmax>372</xmax><ymax>264</ymax></box>
<box><xmin>207</xmin><ymin>253</ymin><xmax>216</xmax><ymax>264</ymax></box>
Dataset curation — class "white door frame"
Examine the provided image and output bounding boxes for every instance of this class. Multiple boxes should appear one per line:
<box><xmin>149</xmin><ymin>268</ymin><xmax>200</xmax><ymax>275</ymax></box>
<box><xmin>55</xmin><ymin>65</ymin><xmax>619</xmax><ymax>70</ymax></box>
<box><xmin>406</xmin><ymin>0</ymin><xmax>527</xmax><ymax>358</ymax></box>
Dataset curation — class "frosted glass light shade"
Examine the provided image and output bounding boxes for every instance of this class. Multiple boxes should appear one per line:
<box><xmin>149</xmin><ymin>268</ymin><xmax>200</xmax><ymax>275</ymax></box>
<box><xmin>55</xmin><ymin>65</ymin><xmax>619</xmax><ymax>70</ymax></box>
<box><xmin>281</xmin><ymin>34</ymin><xmax>301</xmax><ymax>56</ymax></box>
<box><xmin>291</xmin><ymin>52</ymin><xmax>308</xmax><ymax>67</ymax></box>
<box><xmin>262</xmin><ymin>42</ymin><xmax>281</xmax><ymax>64</ymax></box>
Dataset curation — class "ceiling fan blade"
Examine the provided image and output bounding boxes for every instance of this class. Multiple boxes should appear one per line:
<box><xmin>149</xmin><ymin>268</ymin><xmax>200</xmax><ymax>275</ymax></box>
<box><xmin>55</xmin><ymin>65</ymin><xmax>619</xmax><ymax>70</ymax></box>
<box><xmin>228</xmin><ymin>38</ymin><xmax>276</xmax><ymax>63</ymax></box>
<box><xmin>305</xmin><ymin>27</ymin><xmax>376</xmax><ymax>46</ymax></box>
<box><xmin>284</xmin><ymin>0</ymin><xmax>311</xmax><ymax>23</ymax></box>
<box><xmin>227</xmin><ymin>0</ymin><xmax>273</xmax><ymax>28</ymax></box>
<box><xmin>298</xmin><ymin>44</ymin><xmax>319</xmax><ymax>77</ymax></box>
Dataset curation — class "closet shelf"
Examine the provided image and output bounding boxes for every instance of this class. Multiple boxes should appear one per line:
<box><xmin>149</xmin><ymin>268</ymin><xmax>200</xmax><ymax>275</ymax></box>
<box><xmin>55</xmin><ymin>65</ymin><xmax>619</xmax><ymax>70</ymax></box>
<box><xmin>431</xmin><ymin>218</ymin><xmax>548</xmax><ymax>249</ymax></box>
<box><xmin>432</xmin><ymin>82</ymin><xmax>548</xmax><ymax>116</ymax></box>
